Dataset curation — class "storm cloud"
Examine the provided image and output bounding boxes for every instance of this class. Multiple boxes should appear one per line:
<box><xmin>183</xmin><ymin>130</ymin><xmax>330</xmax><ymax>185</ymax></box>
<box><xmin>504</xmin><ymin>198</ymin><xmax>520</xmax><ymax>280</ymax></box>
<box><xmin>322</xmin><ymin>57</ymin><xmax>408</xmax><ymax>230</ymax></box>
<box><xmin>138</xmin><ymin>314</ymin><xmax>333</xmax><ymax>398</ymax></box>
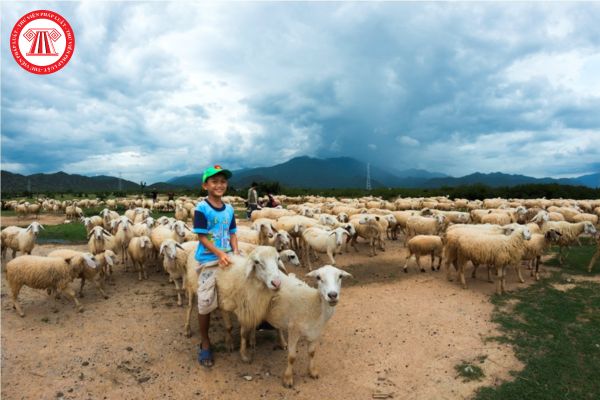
<box><xmin>2</xmin><ymin>2</ymin><xmax>599</xmax><ymax>182</ymax></box>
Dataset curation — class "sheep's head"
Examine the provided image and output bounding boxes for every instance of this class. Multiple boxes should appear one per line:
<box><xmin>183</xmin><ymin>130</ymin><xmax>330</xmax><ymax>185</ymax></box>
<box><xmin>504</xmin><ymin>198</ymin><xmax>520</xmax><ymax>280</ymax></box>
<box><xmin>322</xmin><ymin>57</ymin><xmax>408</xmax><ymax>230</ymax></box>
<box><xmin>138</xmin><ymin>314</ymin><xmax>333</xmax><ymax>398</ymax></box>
<box><xmin>258</xmin><ymin>223</ymin><xmax>274</xmax><ymax>238</ymax></box>
<box><xmin>245</xmin><ymin>246</ymin><xmax>284</xmax><ymax>290</ymax></box>
<box><xmin>530</xmin><ymin>211</ymin><xmax>549</xmax><ymax>225</ymax></box>
<box><xmin>279</xmin><ymin>249</ymin><xmax>300</xmax><ymax>266</ymax></box>
<box><xmin>342</xmin><ymin>223</ymin><xmax>356</xmax><ymax>237</ymax></box>
<box><xmin>337</xmin><ymin>213</ymin><xmax>349</xmax><ymax>223</ymax></box>
<box><xmin>26</xmin><ymin>222</ymin><xmax>44</xmax><ymax>235</ymax></box>
<box><xmin>544</xmin><ymin>229</ymin><xmax>562</xmax><ymax>242</ymax></box>
<box><xmin>306</xmin><ymin>265</ymin><xmax>352</xmax><ymax>306</ymax></box>
<box><xmin>171</xmin><ymin>221</ymin><xmax>187</xmax><ymax>237</ymax></box>
<box><xmin>274</xmin><ymin>231</ymin><xmax>291</xmax><ymax>251</ymax></box>
<box><xmin>503</xmin><ymin>225</ymin><xmax>532</xmax><ymax>240</ymax></box>
<box><xmin>330</xmin><ymin>228</ymin><xmax>349</xmax><ymax>247</ymax></box>
<box><xmin>584</xmin><ymin>222</ymin><xmax>597</xmax><ymax>235</ymax></box>
<box><xmin>159</xmin><ymin>239</ymin><xmax>179</xmax><ymax>260</ymax></box>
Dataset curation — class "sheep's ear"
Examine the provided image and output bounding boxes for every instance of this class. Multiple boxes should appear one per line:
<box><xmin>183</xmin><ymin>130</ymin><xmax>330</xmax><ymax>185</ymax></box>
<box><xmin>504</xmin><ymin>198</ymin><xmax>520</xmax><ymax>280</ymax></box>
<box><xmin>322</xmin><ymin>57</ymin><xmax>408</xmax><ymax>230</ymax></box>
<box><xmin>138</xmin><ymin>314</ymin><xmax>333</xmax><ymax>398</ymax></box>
<box><xmin>140</xmin><ymin>240</ymin><xmax>145</xmax><ymax>249</ymax></box>
<box><xmin>159</xmin><ymin>243</ymin><xmax>165</xmax><ymax>255</ymax></box>
<box><xmin>84</xmin><ymin>254</ymin><xmax>97</xmax><ymax>269</ymax></box>
<box><xmin>87</xmin><ymin>230</ymin><xmax>94</xmax><ymax>239</ymax></box>
<box><xmin>105</xmin><ymin>254</ymin><xmax>114</xmax><ymax>266</ymax></box>
<box><xmin>244</xmin><ymin>259</ymin><xmax>256</xmax><ymax>279</ymax></box>
<box><xmin>102</xmin><ymin>229</ymin><xmax>112</xmax><ymax>237</ymax></box>
<box><xmin>306</xmin><ymin>270</ymin><xmax>320</xmax><ymax>279</ymax></box>
<box><xmin>26</xmin><ymin>225</ymin><xmax>32</xmax><ymax>232</ymax></box>
<box><xmin>39</xmin><ymin>224</ymin><xmax>45</xmax><ymax>230</ymax></box>
<box><xmin>340</xmin><ymin>270</ymin><xmax>353</xmax><ymax>279</ymax></box>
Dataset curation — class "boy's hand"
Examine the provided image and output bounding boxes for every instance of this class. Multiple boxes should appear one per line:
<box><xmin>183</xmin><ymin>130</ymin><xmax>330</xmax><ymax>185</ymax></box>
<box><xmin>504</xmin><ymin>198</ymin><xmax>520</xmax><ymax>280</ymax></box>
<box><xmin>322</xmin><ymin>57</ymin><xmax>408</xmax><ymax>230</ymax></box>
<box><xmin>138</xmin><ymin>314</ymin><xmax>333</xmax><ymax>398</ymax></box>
<box><xmin>218</xmin><ymin>252</ymin><xmax>232</xmax><ymax>268</ymax></box>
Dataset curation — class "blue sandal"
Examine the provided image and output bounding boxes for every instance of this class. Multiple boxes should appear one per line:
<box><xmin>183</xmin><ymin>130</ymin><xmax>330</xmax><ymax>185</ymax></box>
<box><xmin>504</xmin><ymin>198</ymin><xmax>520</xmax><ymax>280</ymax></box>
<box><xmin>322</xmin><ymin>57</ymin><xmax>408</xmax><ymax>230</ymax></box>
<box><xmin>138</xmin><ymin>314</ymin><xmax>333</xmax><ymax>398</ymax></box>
<box><xmin>198</xmin><ymin>347</ymin><xmax>213</xmax><ymax>368</ymax></box>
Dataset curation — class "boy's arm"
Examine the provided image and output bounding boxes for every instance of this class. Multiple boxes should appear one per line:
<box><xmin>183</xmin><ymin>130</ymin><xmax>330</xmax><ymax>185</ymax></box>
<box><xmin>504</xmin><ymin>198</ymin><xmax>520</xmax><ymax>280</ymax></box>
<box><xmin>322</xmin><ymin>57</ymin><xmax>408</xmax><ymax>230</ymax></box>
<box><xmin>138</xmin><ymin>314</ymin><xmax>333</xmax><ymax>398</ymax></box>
<box><xmin>197</xmin><ymin>234</ymin><xmax>232</xmax><ymax>267</ymax></box>
<box><xmin>230</xmin><ymin>233</ymin><xmax>239</xmax><ymax>255</ymax></box>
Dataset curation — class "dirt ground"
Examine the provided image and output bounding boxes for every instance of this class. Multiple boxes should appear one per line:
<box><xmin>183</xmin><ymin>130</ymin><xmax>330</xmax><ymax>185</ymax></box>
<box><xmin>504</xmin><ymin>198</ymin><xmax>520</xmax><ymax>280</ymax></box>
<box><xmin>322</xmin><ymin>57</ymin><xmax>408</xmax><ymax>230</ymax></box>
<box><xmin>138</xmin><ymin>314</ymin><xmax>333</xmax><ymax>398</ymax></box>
<box><xmin>1</xmin><ymin>214</ymin><xmax>70</xmax><ymax>227</ymax></box>
<box><xmin>0</xmin><ymin>226</ymin><xmax>532</xmax><ymax>400</ymax></box>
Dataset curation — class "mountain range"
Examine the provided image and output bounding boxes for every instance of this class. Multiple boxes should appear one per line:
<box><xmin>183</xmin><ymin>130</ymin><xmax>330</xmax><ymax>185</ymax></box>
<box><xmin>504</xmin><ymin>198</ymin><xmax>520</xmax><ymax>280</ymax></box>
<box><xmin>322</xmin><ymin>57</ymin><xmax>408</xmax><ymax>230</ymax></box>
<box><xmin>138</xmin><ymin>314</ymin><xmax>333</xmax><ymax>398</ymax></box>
<box><xmin>167</xmin><ymin>156</ymin><xmax>600</xmax><ymax>189</ymax></box>
<box><xmin>2</xmin><ymin>156</ymin><xmax>598</xmax><ymax>192</ymax></box>
<box><xmin>0</xmin><ymin>171</ymin><xmax>183</xmax><ymax>193</ymax></box>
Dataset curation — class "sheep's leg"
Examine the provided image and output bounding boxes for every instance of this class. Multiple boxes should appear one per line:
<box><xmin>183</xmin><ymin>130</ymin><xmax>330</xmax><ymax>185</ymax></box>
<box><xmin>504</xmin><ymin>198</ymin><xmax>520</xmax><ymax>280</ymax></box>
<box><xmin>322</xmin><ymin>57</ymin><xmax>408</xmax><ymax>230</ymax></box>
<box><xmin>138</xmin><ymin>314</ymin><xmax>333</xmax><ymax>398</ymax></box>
<box><xmin>514</xmin><ymin>262</ymin><xmax>525</xmax><ymax>284</ymax></box>
<box><xmin>221</xmin><ymin>311</ymin><xmax>234</xmax><ymax>352</ymax></box>
<box><xmin>535</xmin><ymin>256</ymin><xmax>541</xmax><ymax>280</ymax></box>
<box><xmin>403</xmin><ymin>253</ymin><xmax>412</xmax><ymax>273</ymax></box>
<box><xmin>588</xmin><ymin>248</ymin><xmax>600</xmax><ymax>273</ymax></box>
<box><xmin>137</xmin><ymin>261</ymin><xmax>143</xmax><ymax>281</ymax></box>
<box><xmin>456</xmin><ymin>258</ymin><xmax>468</xmax><ymax>289</ymax></box>
<box><xmin>172</xmin><ymin>277</ymin><xmax>183</xmax><ymax>307</ymax></box>
<box><xmin>445</xmin><ymin>259</ymin><xmax>455</xmax><ymax>281</ymax></box>
<box><xmin>308</xmin><ymin>340</ymin><xmax>319</xmax><ymax>379</ymax></box>
<box><xmin>495</xmin><ymin>266</ymin><xmax>503</xmax><ymax>295</ymax></box>
<box><xmin>79</xmin><ymin>277</ymin><xmax>86</xmax><ymax>298</ymax></box>
<box><xmin>430</xmin><ymin>253</ymin><xmax>436</xmax><ymax>271</ymax></box>
<box><xmin>437</xmin><ymin>254</ymin><xmax>443</xmax><ymax>271</ymax></box>
<box><xmin>10</xmin><ymin>283</ymin><xmax>25</xmax><ymax>317</ymax></box>
<box><xmin>184</xmin><ymin>291</ymin><xmax>195</xmax><ymax>338</ymax></box>
<box><xmin>282</xmin><ymin>329</ymin><xmax>300</xmax><ymax>388</ymax></box>
<box><xmin>351</xmin><ymin>235</ymin><xmax>359</xmax><ymax>253</ymax></box>
<box><xmin>327</xmin><ymin>249</ymin><xmax>336</xmax><ymax>265</ymax></box>
<box><xmin>276</xmin><ymin>329</ymin><xmax>288</xmax><ymax>350</ymax></box>
<box><xmin>471</xmin><ymin>263</ymin><xmax>478</xmax><ymax>279</ymax></box>
<box><xmin>239</xmin><ymin>325</ymin><xmax>252</xmax><ymax>363</ymax></box>
<box><xmin>304</xmin><ymin>244</ymin><xmax>313</xmax><ymax>271</ymax></box>
<box><xmin>60</xmin><ymin>285</ymin><xmax>83</xmax><ymax>313</ymax></box>
<box><xmin>416</xmin><ymin>255</ymin><xmax>425</xmax><ymax>273</ymax></box>
<box><xmin>94</xmin><ymin>277</ymin><xmax>109</xmax><ymax>299</ymax></box>
<box><xmin>487</xmin><ymin>265</ymin><xmax>493</xmax><ymax>283</ymax></box>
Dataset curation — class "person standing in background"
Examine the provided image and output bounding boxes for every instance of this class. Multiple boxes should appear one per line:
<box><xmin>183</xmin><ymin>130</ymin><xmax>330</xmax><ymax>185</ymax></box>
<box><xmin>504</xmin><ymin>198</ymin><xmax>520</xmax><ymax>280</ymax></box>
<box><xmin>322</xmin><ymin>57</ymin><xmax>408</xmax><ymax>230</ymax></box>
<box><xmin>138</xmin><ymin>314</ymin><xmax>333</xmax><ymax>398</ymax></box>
<box><xmin>247</xmin><ymin>182</ymin><xmax>259</xmax><ymax>219</ymax></box>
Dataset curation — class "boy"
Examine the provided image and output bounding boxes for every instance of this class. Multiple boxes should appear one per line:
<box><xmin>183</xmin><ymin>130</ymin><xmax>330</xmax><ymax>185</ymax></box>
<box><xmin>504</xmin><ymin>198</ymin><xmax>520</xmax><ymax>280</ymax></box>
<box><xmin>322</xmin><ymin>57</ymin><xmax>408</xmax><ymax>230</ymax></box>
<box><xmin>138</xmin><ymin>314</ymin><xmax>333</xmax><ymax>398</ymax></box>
<box><xmin>192</xmin><ymin>165</ymin><xmax>239</xmax><ymax>367</ymax></box>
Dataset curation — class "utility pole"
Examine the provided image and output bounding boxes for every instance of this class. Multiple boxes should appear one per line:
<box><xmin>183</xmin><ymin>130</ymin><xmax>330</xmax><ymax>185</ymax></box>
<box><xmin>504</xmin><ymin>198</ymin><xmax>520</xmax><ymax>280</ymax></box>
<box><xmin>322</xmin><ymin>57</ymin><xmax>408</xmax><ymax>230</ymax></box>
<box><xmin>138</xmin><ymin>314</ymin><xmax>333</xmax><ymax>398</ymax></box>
<box><xmin>366</xmin><ymin>163</ymin><xmax>372</xmax><ymax>191</ymax></box>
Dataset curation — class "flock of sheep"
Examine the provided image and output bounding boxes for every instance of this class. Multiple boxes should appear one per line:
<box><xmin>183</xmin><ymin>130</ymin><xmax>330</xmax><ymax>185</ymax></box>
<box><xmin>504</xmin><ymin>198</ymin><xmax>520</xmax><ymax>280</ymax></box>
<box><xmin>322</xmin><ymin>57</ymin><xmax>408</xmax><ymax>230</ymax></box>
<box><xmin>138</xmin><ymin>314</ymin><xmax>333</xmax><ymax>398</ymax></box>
<box><xmin>2</xmin><ymin>194</ymin><xmax>600</xmax><ymax>387</ymax></box>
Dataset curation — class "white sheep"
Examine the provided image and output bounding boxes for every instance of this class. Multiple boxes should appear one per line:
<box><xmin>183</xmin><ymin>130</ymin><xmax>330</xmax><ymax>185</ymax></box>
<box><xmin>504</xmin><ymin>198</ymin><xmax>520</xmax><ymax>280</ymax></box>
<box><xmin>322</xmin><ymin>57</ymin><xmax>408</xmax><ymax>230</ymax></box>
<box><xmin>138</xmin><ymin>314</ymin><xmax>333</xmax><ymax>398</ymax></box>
<box><xmin>81</xmin><ymin>216</ymin><xmax>104</xmax><ymax>234</ymax></box>
<box><xmin>159</xmin><ymin>239</ymin><xmax>188</xmax><ymax>304</ymax></box>
<box><xmin>447</xmin><ymin>225</ymin><xmax>532</xmax><ymax>294</ymax></box>
<box><xmin>349</xmin><ymin>215</ymin><xmax>383</xmax><ymax>256</ymax></box>
<box><xmin>301</xmin><ymin>227</ymin><xmax>349</xmax><ymax>270</ymax></box>
<box><xmin>6</xmin><ymin>254</ymin><xmax>96</xmax><ymax>316</ymax></box>
<box><xmin>1</xmin><ymin>222</ymin><xmax>44</xmax><ymax>259</ymax></box>
<box><xmin>403</xmin><ymin>235</ymin><xmax>443</xmax><ymax>273</ymax></box>
<box><xmin>541</xmin><ymin>220</ymin><xmax>597</xmax><ymax>264</ymax></box>
<box><xmin>175</xmin><ymin>203</ymin><xmax>189</xmax><ymax>222</ymax></box>
<box><xmin>131</xmin><ymin>217</ymin><xmax>155</xmax><ymax>237</ymax></box>
<box><xmin>112</xmin><ymin>216</ymin><xmax>134</xmax><ymax>265</ymax></box>
<box><xmin>87</xmin><ymin>226</ymin><xmax>114</xmax><ymax>255</ymax></box>
<box><xmin>405</xmin><ymin>215</ymin><xmax>447</xmax><ymax>241</ymax></box>
<box><xmin>236</xmin><ymin>224</ymin><xmax>274</xmax><ymax>245</ymax></box>
<box><xmin>128</xmin><ymin>236</ymin><xmax>154</xmax><ymax>279</ymax></box>
<box><xmin>266</xmin><ymin>265</ymin><xmax>352</xmax><ymax>388</ymax></box>
<box><xmin>47</xmin><ymin>249</ymin><xmax>109</xmax><ymax>299</ymax></box>
<box><xmin>183</xmin><ymin>246</ymin><xmax>286</xmax><ymax>363</ymax></box>
<box><xmin>522</xmin><ymin>229</ymin><xmax>562</xmax><ymax>280</ymax></box>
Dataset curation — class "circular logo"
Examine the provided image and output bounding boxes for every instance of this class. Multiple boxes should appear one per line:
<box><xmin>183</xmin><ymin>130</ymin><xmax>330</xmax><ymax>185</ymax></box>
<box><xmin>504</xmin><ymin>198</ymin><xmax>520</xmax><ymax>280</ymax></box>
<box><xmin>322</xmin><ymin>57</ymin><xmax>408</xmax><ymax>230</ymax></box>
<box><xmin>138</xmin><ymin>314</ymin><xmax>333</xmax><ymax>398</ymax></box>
<box><xmin>10</xmin><ymin>10</ymin><xmax>75</xmax><ymax>75</ymax></box>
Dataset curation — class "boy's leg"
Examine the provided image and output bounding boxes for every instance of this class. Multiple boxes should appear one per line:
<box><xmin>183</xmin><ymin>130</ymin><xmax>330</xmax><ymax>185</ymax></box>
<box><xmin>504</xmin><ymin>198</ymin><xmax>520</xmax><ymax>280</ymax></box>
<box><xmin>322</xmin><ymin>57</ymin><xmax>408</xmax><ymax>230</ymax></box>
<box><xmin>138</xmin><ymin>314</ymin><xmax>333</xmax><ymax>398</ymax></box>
<box><xmin>198</xmin><ymin>312</ymin><xmax>211</xmax><ymax>350</ymax></box>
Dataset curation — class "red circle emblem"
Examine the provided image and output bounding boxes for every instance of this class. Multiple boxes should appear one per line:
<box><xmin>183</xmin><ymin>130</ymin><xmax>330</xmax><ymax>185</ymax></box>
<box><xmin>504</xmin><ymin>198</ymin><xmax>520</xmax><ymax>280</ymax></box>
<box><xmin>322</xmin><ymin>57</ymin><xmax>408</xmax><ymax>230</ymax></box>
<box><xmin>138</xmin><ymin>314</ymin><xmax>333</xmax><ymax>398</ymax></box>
<box><xmin>10</xmin><ymin>10</ymin><xmax>75</xmax><ymax>75</ymax></box>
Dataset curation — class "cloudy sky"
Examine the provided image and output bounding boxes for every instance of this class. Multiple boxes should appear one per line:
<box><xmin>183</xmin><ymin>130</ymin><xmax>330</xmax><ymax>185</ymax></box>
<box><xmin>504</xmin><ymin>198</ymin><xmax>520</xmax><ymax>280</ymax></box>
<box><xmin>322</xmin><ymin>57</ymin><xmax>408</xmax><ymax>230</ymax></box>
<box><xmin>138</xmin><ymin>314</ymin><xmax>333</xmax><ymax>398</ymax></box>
<box><xmin>2</xmin><ymin>2</ymin><xmax>599</xmax><ymax>183</ymax></box>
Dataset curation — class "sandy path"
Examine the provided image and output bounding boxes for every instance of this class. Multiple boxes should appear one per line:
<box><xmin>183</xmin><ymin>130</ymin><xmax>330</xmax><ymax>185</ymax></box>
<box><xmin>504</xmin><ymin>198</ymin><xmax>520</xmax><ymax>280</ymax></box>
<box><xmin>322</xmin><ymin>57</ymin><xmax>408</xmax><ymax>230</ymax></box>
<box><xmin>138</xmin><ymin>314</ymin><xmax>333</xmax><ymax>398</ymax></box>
<box><xmin>1</xmin><ymin>239</ymin><xmax>525</xmax><ymax>399</ymax></box>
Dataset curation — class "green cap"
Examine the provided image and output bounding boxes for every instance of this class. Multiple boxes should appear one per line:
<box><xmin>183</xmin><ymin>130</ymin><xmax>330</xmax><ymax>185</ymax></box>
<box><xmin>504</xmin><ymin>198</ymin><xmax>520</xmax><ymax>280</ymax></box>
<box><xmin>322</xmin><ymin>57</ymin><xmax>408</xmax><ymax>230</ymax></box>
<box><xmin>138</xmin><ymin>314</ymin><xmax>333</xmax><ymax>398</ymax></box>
<box><xmin>202</xmin><ymin>164</ymin><xmax>232</xmax><ymax>183</ymax></box>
